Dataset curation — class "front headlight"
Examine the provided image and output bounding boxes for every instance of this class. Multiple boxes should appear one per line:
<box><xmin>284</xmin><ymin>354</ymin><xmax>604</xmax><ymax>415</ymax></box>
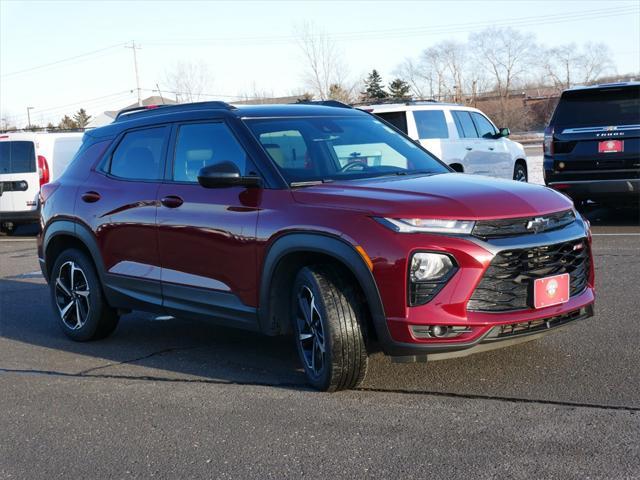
<box><xmin>410</xmin><ymin>253</ymin><xmax>454</xmax><ymax>282</ymax></box>
<box><xmin>380</xmin><ymin>218</ymin><xmax>475</xmax><ymax>234</ymax></box>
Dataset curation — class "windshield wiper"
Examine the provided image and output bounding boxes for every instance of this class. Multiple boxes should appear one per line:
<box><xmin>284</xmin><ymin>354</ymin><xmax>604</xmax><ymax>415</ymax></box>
<box><xmin>395</xmin><ymin>170</ymin><xmax>438</xmax><ymax>176</ymax></box>
<box><xmin>290</xmin><ymin>179</ymin><xmax>334</xmax><ymax>188</ymax></box>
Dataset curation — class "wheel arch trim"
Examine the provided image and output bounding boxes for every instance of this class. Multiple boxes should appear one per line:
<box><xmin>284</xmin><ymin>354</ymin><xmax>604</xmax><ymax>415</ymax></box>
<box><xmin>42</xmin><ymin>220</ymin><xmax>106</xmax><ymax>282</ymax></box>
<box><xmin>257</xmin><ymin>231</ymin><xmax>390</xmax><ymax>341</ymax></box>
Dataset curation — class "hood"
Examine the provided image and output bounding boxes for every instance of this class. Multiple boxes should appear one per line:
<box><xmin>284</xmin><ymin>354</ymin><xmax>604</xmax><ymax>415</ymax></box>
<box><xmin>291</xmin><ymin>173</ymin><xmax>573</xmax><ymax>220</ymax></box>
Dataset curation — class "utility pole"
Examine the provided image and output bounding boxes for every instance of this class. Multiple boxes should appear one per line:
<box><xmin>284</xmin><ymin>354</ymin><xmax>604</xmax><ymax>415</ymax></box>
<box><xmin>26</xmin><ymin>106</ymin><xmax>33</xmax><ymax>129</ymax></box>
<box><xmin>126</xmin><ymin>41</ymin><xmax>142</xmax><ymax>106</ymax></box>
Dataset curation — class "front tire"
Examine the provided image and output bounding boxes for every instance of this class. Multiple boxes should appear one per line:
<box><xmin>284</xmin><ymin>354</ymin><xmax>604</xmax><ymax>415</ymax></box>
<box><xmin>49</xmin><ymin>248</ymin><xmax>119</xmax><ymax>341</ymax></box>
<box><xmin>292</xmin><ymin>266</ymin><xmax>368</xmax><ymax>392</ymax></box>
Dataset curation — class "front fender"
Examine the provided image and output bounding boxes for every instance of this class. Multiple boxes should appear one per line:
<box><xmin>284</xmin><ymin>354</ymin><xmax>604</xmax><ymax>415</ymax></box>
<box><xmin>257</xmin><ymin>232</ymin><xmax>388</xmax><ymax>340</ymax></box>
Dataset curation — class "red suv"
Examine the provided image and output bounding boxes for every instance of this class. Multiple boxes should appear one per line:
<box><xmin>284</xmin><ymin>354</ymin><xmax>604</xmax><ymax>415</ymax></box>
<box><xmin>38</xmin><ymin>101</ymin><xmax>595</xmax><ymax>391</ymax></box>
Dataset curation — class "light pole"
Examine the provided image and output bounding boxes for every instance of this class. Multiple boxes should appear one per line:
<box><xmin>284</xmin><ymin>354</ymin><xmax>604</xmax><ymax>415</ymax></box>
<box><xmin>26</xmin><ymin>106</ymin><xmax>34</xmax><ymax>129</ymax></box>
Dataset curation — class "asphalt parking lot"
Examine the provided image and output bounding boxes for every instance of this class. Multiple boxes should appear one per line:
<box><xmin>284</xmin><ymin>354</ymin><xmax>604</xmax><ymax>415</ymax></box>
<box><xmin>1</xmin><ymin>206</ymin><xmax>639</xmax><ymax>479</ymax></box>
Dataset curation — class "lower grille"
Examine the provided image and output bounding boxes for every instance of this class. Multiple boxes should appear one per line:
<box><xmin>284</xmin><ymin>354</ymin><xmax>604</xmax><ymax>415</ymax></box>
<box><xmin>484</xmin><ymin>307</ymin><xmax>589</xmax><ymax>341</ymax></box>
<box><xmin>467</xmin><ymin>238</ymin><xmax>590</xmax><ymax>312</ymax></box>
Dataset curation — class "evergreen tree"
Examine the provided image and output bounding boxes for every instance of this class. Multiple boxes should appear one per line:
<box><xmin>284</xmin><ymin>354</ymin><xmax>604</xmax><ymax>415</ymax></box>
<box><xmin>388</xmin><ymin>78</ymin><xmax>412</xmax><ymax>99</ymax></box>
<box><xmin>328</xmin><ymin>84</ymin><xmax>352</xmax><ymax>103</ymax></box>
<box><xmin>361</xmin><ymin>69</ymin><xmax>388</xmax><ymax>100</ymax></box>
<box><xmin>73</xmin><ymin>108</ymin><xmax>91</xmax><ymax>128</ymax></box>
<box><xmin>58</xmin><ymin>115</ymin><xmax>78</xmax><ymax>130</ymax></box>
<box><xmin>295</xmin><ymin>92</ymin><xmax>315</xmax><ymax>102</ymax></box>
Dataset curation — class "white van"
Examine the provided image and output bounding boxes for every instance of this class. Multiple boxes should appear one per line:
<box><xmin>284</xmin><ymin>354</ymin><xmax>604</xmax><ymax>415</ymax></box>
<box><xmin>360</xmin><ymin>102</ymin><xmax>529</xmax><ymax>181</ymax></box>
<box><xmin>0</xmin><ymin>132</ymin><xmax>83</xmax><ymax>233</ymax></box>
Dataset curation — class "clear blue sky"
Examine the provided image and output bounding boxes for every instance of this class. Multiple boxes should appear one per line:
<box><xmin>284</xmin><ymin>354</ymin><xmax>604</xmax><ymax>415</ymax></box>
<box><xmin>1</xmin><ymin>0</ymin><xmax>639</xmax><ymax>126</ymax></box>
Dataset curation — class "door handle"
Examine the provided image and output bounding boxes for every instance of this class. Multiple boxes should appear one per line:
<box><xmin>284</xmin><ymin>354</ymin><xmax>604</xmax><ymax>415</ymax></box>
<box><xmin>465</xmin><ymin>146</ymin><xmax>473</xmax><ymax>151</ymax></box>
<box><xmin>488</xmin><ymin>147</ymin><xmax>495</xmax><ymax>151</ymax></box>
<box><xmin>81</xmin><ymin>191</ymin><xmax>101</xmax><ymax>203</ymax></box>
<box><xmin>161</xmin><ymin>195</ymin><xmax>184</xmax><ymax>208</ymax></box>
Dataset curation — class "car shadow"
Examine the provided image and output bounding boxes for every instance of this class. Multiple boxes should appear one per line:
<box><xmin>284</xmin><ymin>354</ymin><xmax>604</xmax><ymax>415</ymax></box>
<box><xmin>578</xmin><ymin>203</ymin><xmax>640</xmax><ymax>228</ymax></box>
<box><xmin>0</xmin><ymin>277</ymin><xmax>307</xmax><ymax>388</ymax></box>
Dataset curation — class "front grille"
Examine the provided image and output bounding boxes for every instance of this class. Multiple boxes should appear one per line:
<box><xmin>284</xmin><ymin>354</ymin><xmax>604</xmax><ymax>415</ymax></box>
<box><xmin>467</xmin><ymin>239</ymin><xmax>590</xmax><ymax>312</ymax></box>
<box><xmin>472</xmin><ymin>209</ymin><xmax>575</xmax><ymax>239</ymax></box>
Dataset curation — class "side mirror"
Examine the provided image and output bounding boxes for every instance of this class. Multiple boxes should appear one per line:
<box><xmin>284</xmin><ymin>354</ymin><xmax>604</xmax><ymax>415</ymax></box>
<box><xmin>498</xmin><ymin>127</ymin><xmax>510</xmax><ymax>138</ymax></box>
<box><xmin>197</xmin><ymin>161</ymin><xmax>262</xmax><ymax>189</ymax></box>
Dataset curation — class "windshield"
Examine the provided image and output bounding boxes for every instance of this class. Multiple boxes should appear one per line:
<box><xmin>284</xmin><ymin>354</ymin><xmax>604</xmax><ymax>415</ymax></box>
<box><xmin>245</xmin><ymin>115</ymin><xmax>449</xmax><ymax>184</ymax></box>
<box><xmin>552</xmin><ymin>86</ymin><xmax>640</xmax><ymax>127</ymax></box>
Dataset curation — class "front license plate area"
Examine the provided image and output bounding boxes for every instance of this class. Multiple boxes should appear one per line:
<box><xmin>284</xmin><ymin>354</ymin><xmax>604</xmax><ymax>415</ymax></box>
<box><xmin>533</xmin><ymin>273</ymin><xmax>570</xmax><ymax>309</ymax></box>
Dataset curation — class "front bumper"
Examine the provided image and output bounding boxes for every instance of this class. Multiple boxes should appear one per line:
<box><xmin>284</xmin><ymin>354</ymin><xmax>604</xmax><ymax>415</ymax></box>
<box><xmin>374</xmin><ymin>215</ymin><xmax>595</xmax><ymax>359</ymax></box>
<box><xmin>381</xmin><ymin>293</ymin><xmax>594</xmax><ymax>358</ymax></box>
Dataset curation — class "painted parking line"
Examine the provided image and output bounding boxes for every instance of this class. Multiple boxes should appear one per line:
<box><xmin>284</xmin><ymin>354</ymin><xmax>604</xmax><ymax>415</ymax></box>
<box><xmin>7</xmin><ymin>271</ymin><xmax>43</xmax><ymax>279</ymax></box>
<box><xmin>592</xmin><ymin>233</ymin><xmax>640</xmax><ymax>236</ymax></box>
<box><xmin>0</xmin><ymin>238</ymin><xmax>37</xmax><ymax>242</ymax></box>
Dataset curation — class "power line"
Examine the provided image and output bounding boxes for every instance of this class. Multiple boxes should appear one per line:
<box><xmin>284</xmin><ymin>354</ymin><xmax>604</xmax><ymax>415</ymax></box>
<box><xmin>144</xmin><ymin>6</ymin><xmax>639</xmax><ymax>46</ymax></box>
<box><xmin>140</xmin><ymin>87</ymin><xmax>279</xmax><ymax>101</ymax></box>
<box><xmin>1</xmin><ymin>42</ymin><xmax>128</xmax><ymax>78</ymax></box>
<box><xmin>8</xmin><ymin>91</ymin><xmax>134</xmax><ymax>124</ymax></box>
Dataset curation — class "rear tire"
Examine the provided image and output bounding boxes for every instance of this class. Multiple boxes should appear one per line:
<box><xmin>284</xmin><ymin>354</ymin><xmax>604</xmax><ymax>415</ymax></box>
<box><xmin>291</xmin><ymin>265</ymin><xmax>368</xmax><ymax>392</ymax></box>
<box><xmin>49</xmin><ymin>248</ymin><xmax>119</xmax><ymax>341</ymax></box>
<box><xmin>513</xmin><ymin>162</ymin><xmax>528</xmax><ymax>182</ymax></box>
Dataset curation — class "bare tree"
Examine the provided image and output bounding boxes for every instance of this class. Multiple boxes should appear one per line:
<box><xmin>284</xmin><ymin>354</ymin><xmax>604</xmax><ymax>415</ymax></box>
<box><xmin>581</xmin><ymin>42</ymin><xmax>615</xmax><ymax>84</ymax></box>
<box><xmin>165</xmin><ymin>61</ymin><xmax>212</xmax><ymax>103</ymax></box>
<box><xmin>419</xmin><ymin>46</ymin><xmax>449</xmax><ymax>100</ymax></box>
<box><xmin>295</xmin><ymin>22</ymin><xmax>351</xmax><ymax>100</ymax></box>
<box><xmin>544</xmin><ymin>42</ymin><xmax>615</xmax><ymax>90</ymax></box>
<box><xmin>394</xmin><ymin>58</ymin><xmax>427</xmax><ymax>98</ymax></box>
<box><xmin>544</xmin><ymin>43</ymin><xmax>583</xmax><ymax>90</ymax></box>
<box><xmin>469</xmin><ymin>27</ymin><xmax>537</xmax><ymax>123</ymax></box>
<box><xmin>439</xmin><ymin>40</ymin><xmax>467</xmax><ymax>102</ymax></box>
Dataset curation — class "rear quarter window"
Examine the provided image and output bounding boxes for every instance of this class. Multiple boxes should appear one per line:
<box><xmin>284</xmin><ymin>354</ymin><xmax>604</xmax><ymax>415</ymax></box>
<box><xmin>109</xmin><ymin>127</ymin><xmax>167</xmax><ymax>181</ymax></box>
<box><xmin>374</xmin><ymin>111</ymin><xmax>408</xmax><ymax>134</ymax></box>
<box><xmin>0</xmin><ymin>141</ymin><xmax>36</xmax><ymax>174</ymax></box>
<box><xmin>413</xmin><ymin>110</ymin><xmax>449</xmax><ymax>139</ymax></box>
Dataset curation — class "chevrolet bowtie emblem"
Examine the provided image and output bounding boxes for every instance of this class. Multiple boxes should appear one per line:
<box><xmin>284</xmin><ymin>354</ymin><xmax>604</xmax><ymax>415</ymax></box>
<box><xmin>526</xmin><ymin>217</ymin><xmax>550</xmax><ymax>233</ymax></box>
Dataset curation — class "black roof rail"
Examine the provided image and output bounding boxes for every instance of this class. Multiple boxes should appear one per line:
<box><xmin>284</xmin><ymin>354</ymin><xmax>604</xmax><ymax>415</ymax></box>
<box><xmin>294</xmin><ymin>100</ymin><xmax>353</xmax><ymax>109</ymax></box>
<box><xmin>353</xmin><ymin>98</ymin><xmax>441</xmax><ymax>107</ymax></box>
<box><xmin>115</xmin><ymin>101</ymin><xmax>236</xmax><ymax>122</ymax></box>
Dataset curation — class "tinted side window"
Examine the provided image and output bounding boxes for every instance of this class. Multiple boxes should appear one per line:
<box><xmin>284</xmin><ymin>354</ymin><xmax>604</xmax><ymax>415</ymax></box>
<box><xmin>0</xmin><ymin>141</ymin><xmax>36</xmax><ymax>174</ymax></box>
<box><xmin>375</xmin><ymin>111</ymin><xmax>408</xmax><ymax>134</ymax></box>
<box><xmin>173</xmin><ymin>123</ymin><xmax>248</xmax><ymax>182</ymax></box>
<box><xmin>110</xmin><ymin>127</ymin><xmax>167</xmax><ymax>180</ymax></box>
<box><xmin>413</xmin><ymin>110</ymin><xmax>449</xmax><ymax>139</ymax></box>
<box><xmin>471</xmin><ymin>112</ymin><xmax>497</xmax><ymax>139</ymax></box>
<box><xmin>452</xmin><ymin>111</ymin><xmax>478</xmax><ymax>138</ymax></box>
